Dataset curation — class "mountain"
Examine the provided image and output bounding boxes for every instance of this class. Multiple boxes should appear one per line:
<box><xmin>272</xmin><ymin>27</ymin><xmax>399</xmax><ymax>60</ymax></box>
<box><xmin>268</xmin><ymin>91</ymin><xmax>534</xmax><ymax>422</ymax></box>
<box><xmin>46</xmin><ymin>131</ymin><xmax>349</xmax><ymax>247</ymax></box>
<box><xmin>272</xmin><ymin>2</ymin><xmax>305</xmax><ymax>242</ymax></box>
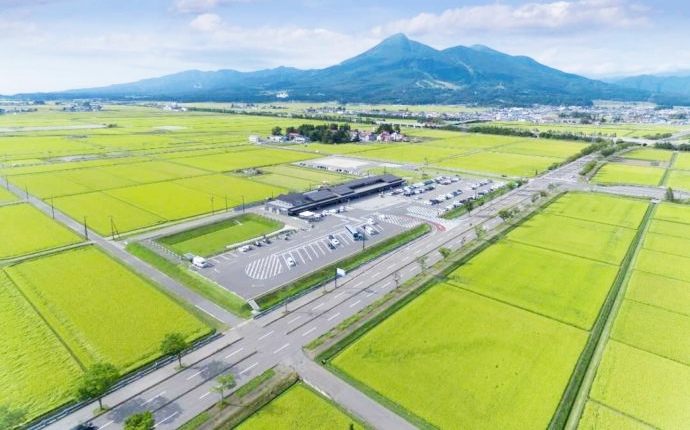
<box><xmin>19</xmin><ymin>34</ymin><xmax>658</xmax><ymax>106</ymax></box>
<box><xmin>613</xmin><ymin>74</ymin><xmax>690</xmax><ymax>98</ymax></box>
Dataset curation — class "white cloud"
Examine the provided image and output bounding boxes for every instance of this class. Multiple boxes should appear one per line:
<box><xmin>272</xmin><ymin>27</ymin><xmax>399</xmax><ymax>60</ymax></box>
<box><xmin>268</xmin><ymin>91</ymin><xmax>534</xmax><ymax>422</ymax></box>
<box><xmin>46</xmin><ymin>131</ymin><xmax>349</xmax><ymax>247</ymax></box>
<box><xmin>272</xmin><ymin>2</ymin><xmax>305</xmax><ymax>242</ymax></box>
<box><xmin>372</xmin><ymin>0</ymin><xmax>650</xmax><ymax>37</ymax></box>
<box><xmin>189</xmin><ymin>13</ymin><xmax>222</xmax><ymax>32</ymax></box>
<box><xmin>173</xmin><ymin>0</ymin><xmax>253</xmax><ymax>14</ymax></box>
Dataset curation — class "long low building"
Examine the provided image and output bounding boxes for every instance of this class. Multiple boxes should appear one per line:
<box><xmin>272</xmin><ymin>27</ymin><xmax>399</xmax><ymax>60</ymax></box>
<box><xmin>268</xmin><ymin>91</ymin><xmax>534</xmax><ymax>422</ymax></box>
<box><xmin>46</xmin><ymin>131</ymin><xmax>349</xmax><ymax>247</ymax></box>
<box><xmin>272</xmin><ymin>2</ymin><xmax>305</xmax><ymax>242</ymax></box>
<box><xmin>268</xmin><ymin>174</ymin><xmax>404</xmax><ymax>216</ymax></box>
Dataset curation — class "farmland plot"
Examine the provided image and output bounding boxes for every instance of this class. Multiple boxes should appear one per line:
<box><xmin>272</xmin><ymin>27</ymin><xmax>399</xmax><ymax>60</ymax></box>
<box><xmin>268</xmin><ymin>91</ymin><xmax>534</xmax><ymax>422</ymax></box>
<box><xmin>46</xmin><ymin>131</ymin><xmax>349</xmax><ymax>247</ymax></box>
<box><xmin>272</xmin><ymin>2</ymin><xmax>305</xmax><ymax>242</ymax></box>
<box><xmin>332</xmin><ymin>283</ymin><xmax>587</xmax><ymax>429</ymax></box>
<box><xmin>0</xmin><ymin>203</ymin><xmax>82</xmax><ymax>259</ymax></box>
<box><xmin>435</xmin><ymin>151</ymin><xmax>561</xmax><ymax>177</ymax></box>
<box><xmin>0</xmin><ymin>272</ymin><xmax>82</xmax><ymax>420</ymax></box>
<box><xmin>5</xmin><ymin>246</ymin><xmax>210</xmax><ymax>371</ymax></box>
<box><xmin>236</xmin><ymin>383</ymin><xmax>365</xmax><ymax>430</ymax></box>
<box><xmin>592</xmin><ymin>163</ymin><xmax>664</xmax><ymax>186</ymax></box>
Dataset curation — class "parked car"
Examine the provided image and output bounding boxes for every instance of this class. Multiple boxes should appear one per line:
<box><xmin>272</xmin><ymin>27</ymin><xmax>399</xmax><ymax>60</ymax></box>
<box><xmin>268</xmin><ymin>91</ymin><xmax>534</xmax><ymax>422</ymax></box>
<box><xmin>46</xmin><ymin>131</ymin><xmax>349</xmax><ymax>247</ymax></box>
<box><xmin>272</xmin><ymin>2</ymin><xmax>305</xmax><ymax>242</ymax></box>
<box><xmin>286</xmin><ymin>256</ymin><xmax>296</xmax><ymax>267</ymax></box>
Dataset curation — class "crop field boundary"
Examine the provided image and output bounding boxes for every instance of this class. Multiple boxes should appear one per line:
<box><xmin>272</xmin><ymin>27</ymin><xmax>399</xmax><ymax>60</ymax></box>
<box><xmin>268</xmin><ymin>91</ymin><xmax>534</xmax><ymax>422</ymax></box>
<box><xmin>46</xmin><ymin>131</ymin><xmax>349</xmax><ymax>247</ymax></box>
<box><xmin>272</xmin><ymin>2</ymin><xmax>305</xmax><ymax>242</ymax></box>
<box><xmin>555</xmin><ymin>203</ymin><xmax>655</xmax><ymax>430</ymax></box>
<box><xmin>0</xmin><ymin>240</ymin><xmax>91</xmax><ymax>267</ymax></box>
<box><xmin>307</xmin><ymin>192</ymin><xmax>566</xmax><ymax>428</ymax></box>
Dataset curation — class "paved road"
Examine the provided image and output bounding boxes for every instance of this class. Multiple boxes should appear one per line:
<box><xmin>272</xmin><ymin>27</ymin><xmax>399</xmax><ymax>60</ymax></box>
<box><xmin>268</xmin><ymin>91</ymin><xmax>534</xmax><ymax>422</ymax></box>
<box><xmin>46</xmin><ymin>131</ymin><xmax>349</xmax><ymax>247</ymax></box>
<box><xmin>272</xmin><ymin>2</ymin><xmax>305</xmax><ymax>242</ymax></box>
<box><xmin>30</xmin><ymin>152</ymin><xmax>651</xmax><ymax>430</ymax></box>
<box><xmin>6</xmin><ymin>181</ymin><xmax>242</xmax><ymax>327</ymax></box>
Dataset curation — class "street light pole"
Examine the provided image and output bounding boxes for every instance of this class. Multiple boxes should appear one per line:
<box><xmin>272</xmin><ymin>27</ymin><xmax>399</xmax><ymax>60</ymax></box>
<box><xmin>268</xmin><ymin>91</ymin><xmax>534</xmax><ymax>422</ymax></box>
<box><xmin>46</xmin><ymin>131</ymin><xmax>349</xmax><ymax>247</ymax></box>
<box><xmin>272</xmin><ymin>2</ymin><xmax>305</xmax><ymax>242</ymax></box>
<box><xmin>394</xmin><ymin>271</ymin><xmax>401</xmax><ymax>289</ymax></box>
<box><xmin>83</xmin><ymin>216</ymin><xmax>88</xmax><ymax>239</ymax></box>
<box><xmin>242</xmin><ymin>195</ymin><xmax>245</xmax><ymax>213</ymax></box>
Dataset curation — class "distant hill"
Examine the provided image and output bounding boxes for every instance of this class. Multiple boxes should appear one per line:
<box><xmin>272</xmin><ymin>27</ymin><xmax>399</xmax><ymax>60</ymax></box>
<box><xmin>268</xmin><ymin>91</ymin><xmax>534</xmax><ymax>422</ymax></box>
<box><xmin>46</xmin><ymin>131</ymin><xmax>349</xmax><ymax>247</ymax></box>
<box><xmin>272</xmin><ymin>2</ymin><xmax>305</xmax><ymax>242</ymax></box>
<box><xmin>17</xmin><ymin>33</ymin><xmax>664</xmax><ymax>106</ymax></box>
<box><xmin>613</xmin><ymin>74</ymin><xmax>690</xmax><ymax>98</ymax></box>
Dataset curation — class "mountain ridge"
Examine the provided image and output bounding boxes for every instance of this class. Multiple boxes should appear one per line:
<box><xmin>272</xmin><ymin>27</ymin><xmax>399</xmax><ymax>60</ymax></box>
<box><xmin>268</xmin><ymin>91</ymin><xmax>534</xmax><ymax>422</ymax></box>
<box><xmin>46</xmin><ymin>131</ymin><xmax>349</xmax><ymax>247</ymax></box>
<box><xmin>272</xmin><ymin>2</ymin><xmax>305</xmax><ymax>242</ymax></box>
<box><xmin>15</xmin><ymin>33</ymin><xmax>683</xmax><ymax>106</ymax></box>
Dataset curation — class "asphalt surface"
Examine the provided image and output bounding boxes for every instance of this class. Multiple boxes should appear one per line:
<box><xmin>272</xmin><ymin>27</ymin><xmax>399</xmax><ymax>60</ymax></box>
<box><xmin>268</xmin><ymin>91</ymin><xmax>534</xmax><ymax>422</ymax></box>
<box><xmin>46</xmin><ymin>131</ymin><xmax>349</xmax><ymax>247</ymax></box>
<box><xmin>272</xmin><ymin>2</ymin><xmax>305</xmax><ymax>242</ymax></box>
<box><xmin>24</xmin><ymin>152</ymin><xmax>661</xmax><ymax>430</ymax></box>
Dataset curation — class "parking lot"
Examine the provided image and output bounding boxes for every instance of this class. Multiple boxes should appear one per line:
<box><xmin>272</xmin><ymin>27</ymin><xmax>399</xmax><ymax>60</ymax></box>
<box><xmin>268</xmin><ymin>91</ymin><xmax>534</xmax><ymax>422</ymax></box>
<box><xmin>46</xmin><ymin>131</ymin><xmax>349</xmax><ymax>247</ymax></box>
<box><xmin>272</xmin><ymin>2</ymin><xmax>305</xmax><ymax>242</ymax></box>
<box><xmin>192</xmin><ymin>171</ymin><xmax>503</xmax><ymax>301</ymax></box>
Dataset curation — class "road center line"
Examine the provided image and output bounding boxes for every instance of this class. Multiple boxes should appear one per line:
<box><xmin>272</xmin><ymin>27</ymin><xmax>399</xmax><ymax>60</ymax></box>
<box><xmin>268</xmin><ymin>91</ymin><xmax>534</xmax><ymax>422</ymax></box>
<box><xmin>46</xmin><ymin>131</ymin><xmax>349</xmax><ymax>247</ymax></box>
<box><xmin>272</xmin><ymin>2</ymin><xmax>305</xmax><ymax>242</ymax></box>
<box><xmin>287</xmin><ymin>315</ymin><xmax>302</xmax><ymax>325</ymax></box>
<box><xmin>327</xmin><ymin>312</ymin><xmax>340</xmax><ymax>321</ymax></box>
<box><xmin>240</xmin><ymin>362</ymin><xmax>259</xmax><ymax>375</ymax></box>
<box><xmin>154</xmin><ymin>411</ymin><xmax>179</xmax><ymax>427</ymax></box>
<box><xmin>258</xmin><ymin>330</ymin><xmax>274</xmax><ymax>341</ymax></box>
<box><xmin>273</xmin><ymin>343</ymin><xmax>290</xmax><ymax>354</ymax></box>
<box><xmin>199</xmin><ymin>391</ymin><xmax>211</xmax><ymax>399</ymax></box>
<box><xmin>378</xmin><ymin>282</ymin><xmax>391</xmax><ymax>289</ymax></box>
<box><xmin>334</xmin><ymin>292</ymin><xmax>345</xmax><ymax>299</ymax></box>
<box><xmin>311</xmin><ymin>302</ymin><xmax>324</xmax><ymax>311</ymax></box>
<box><xmin>349</xmin><ymin>300</ymin><xmax>362</xmax><ymax>308</ymax></box>
<box><xmin>99</xmin><ymin>420</ymin><xmax>113</xmax><ymax>429</ymax></box>
<box><xmin>386</xmin><ymin>263</ymin><xmax>397</xmax><ymax>270</ymax></box>
<box><xmin>302</xmin><ymin>326</ymin><xmax>317</xmax><ymax>337</ymax></box>
<box><xmin>224</xmin><ymin>347</ymin><xmax>244</xmax><ymax>359</ymax></box>
<box><xmin>185</xmin><ymin>370</ymin><xmax>203</xmax><ymax>381</ymax></box>
<box><xmin>366</xmin><ymin>292</ymin><xmax>375</xmax><ymax>298</ymax></box>
<box><xmin>372</xmin><ymin>271</ymin><xmax>381</xmax><ymax>277</ymax></box>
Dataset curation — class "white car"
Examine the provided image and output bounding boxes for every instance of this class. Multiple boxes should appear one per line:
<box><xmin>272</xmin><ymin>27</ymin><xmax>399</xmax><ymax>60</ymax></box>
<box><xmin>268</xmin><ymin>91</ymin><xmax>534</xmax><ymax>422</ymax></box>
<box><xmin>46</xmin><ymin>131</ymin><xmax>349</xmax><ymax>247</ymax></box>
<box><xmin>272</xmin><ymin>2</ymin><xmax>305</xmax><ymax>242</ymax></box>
<box><xmin>286</xmin><ymin>256</ymin><xmax>296</xmax><ymax>267</ymax></box>
<box><xmin>330</xmin><ymin>237</ymin><xmax>340</xmax><ymax>247</ymax></box>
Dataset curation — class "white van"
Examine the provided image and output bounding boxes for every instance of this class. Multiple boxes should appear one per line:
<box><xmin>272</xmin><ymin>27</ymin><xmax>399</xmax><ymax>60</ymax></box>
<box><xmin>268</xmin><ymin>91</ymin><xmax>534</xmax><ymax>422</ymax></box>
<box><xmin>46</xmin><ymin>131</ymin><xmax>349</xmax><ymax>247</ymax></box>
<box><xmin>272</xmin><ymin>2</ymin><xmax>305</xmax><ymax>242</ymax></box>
<box><xmin>192</xmin><ymin>256</ymin><xmax>209</xmax><ymax>268</ymax></box>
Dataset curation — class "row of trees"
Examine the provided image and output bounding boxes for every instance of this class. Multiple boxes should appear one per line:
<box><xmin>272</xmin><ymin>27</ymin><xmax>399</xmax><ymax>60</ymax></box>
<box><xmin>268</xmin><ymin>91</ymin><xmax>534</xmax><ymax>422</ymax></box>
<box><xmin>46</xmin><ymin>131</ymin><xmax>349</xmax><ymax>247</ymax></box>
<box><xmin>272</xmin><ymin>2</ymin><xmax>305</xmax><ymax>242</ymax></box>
<box><xmin>274</xmin><ymin>123</ymin><xmax>356</xmax><ymax>143</ymax></box>
<box><xmin>9</xmin><ymin>332</ymin><xmax>234</xmax><ymax>430</ymax></box>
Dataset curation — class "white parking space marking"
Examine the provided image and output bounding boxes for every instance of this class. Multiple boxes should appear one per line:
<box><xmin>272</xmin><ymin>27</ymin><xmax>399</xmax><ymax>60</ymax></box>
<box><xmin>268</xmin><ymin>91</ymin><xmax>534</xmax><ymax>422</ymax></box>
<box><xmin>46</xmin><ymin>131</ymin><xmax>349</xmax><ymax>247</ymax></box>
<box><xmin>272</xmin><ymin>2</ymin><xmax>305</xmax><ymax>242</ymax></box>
<box><xmin>245</xmin><ymin>254</ymin><xmax>283</xmax><ymax>280</ymax></box>
<box><xmin>327</xmin><ymin>312</ymin><xmax>340</xmax><ymax>321</ymax></box>
<box><xmin>224</xmin><ymin>347</ymin><xmax>244</xmax><ymax>359</ymax></box>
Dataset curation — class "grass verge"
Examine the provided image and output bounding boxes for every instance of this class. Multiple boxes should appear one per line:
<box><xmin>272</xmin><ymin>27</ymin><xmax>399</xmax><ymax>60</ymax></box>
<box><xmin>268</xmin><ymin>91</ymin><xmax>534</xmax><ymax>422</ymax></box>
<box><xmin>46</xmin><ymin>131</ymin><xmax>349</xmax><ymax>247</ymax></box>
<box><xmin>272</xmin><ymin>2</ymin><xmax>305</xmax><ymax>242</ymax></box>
<box><xmin>254</xmin><ymin>224</ymin><xmax>431</xmax><ymax>311</ymax></box>
<box><xmin>441</xmin><ymin>180</ymin><xmax>522</xmax><ymax>220</ymax></box>
<box><xmin>126</xmin><ymin>242</ymin><xmax>251</xmax><ymax>318</ymax></box>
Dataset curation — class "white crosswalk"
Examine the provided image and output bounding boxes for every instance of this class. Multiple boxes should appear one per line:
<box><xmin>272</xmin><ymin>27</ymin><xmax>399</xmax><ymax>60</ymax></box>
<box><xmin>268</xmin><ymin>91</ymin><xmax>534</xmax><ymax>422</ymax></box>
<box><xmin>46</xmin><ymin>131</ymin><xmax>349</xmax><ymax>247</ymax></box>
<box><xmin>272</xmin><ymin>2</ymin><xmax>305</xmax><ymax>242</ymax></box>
<box><xmin>380</xmin><ymin>214</ymin><xmax>422</xmax><ymax>229</ymax></box>
<box><xmin>407</xmin><ymin>206</ymin><xmax>443</xmax><ymax>219</ymax></box>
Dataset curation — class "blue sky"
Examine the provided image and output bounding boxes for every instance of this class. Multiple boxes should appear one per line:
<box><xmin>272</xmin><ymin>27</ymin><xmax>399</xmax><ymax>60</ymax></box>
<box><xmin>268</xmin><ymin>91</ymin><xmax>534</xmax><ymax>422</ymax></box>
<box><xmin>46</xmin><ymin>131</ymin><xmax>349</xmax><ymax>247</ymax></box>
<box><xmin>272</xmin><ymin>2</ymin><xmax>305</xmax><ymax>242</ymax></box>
<box><xmin>1</xmin><ymin>0</ymin><xmax>688</xmax><ymax>94</ymax></box>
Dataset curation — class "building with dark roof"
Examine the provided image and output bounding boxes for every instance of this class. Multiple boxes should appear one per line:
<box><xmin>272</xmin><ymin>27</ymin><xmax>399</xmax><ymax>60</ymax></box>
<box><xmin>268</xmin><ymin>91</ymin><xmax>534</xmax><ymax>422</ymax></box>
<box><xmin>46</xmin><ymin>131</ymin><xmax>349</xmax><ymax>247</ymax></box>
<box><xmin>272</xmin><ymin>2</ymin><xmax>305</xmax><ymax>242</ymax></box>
<box><xmin>268</xmin><ymin>174</ymin><xmax>404</xmax><ymax>216</ymax></box>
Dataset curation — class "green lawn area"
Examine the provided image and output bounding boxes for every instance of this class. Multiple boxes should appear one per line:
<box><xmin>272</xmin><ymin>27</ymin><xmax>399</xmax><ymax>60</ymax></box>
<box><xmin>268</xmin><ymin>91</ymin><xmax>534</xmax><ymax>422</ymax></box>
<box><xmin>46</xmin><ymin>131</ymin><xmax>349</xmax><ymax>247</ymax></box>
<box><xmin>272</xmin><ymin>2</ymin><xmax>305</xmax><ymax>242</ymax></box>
<box><xmin>0</xmin><ymin>203</ymin><xmax>82</xmax><ymax>259</ymax></box>
<box><xmin>235</xmin><ymin>383</ymin><xmax>366</xmax><ymax>430</ymax></box>
<box><xmin>332</xmin><ymin>283</ymin><xmax>587</xmax><ymax>429</ymax></box>
<box><xmin>592</xmin><ymin>163</ymin><xmax>665</xmax><ymax>186</ymax></box>
<box><xmin>589</xmin><ymin>341</ymin><xmax>690</xmax><ymax>429</ymax></box>
<box><xmin>5</xmin><ymin>246</ymin><xmax>211</xmax><ymax>371</ymax></box>
<box><xmin>0</xmin><ymin>272</ymin><xmax>82</xmax><ymax>422</ymax></box>
<box><xmin>158</xmin><ymin>214</ymin><xmax>282</xmax><ymax>257</ymax></box>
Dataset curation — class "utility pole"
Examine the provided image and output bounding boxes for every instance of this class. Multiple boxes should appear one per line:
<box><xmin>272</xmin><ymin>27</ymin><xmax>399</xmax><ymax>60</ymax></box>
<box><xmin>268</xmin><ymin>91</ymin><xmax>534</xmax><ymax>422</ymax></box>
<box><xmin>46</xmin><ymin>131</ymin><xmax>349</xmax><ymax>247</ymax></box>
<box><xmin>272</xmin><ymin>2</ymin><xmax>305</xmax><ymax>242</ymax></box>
<box><xmin>210</xmin><ymin>195</ymin><xmax>215</xmax><ymax>215</ymax></box>
<box><xmin>242</xmin><ymin>195</ymin><xmax>245</xmax><ymax>213</ymax></box>
<box><xmin>224</xmin><ymin>195</ymin><xmax>228</xmax><ymax>212</ymax></box>
<box><xmin>50</xmin><ymin>197</ymin><xmax>55</xmax><ymax>219</ymax></box>
<box><xmin>83</xmin><ymin>216</ymin><xmax>88</xmax><ymax>239</ymax></box>
<box><xmin>394</xmin><ymin>271</ymin><xmax>401</xmax><ymax>289</ymax></box>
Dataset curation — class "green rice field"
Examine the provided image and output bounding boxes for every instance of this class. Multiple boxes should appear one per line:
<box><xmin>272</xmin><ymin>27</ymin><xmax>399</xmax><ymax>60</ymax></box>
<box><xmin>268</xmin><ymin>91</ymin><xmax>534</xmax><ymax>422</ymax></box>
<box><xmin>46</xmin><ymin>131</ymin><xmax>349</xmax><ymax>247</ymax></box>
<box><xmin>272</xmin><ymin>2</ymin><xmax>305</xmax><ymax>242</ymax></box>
<box><xmin>0</xmin><ymin>185</ymin><xmax>17</xmax><ymax>203</ymax></box>
<box><xmin>582</xmin><ymin>202</ymin><xmax>690</xmax><ymax>428</ymax></box>
<box><xmin>5</xmin><ymin>246</ymin><xmax>210</xmax><ymax>370</ymax></box>
<box><xmin>592</xmin><ymin>163</ymin><xmax>665</xmax><ymax>186</ymax></box>
<box><xmin>332</xmin><ymin>283</ymin><xmax>587</xmax><ymax>429</ymax></box>
<box><xmin>0</xmin><ymin>203</ymin><xmax>82</xmax><ymax>259</ymax></box>
<box><xmin>331</xmin><ymin>192</ymin><xmax>647</xmax><ymax>429</ymax></box>
<box><xmin>159</xmin><ymin>214</ymin><xmax>282</xmax><ymax>257</ymax></box>
<box><xmin>235</xmin><ymin>383</ymin><xmax>365</xmax><ymax>430</ymax></box>
<box><xmin>622</xmin><ymin>148</ymin><xmax>673</xmax><ymax>162</ymax></box>
<box><xmin>0</xmin><ymin>272</ymin><xmax>83</xmax><ymax>419</ymax></box>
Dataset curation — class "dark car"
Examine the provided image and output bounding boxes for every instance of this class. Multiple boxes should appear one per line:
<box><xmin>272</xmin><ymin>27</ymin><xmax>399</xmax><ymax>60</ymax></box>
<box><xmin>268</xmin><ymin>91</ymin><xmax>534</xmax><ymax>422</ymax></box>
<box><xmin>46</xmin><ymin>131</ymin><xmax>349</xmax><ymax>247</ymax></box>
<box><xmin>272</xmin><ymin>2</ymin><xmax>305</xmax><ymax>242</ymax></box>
<box><xmin>72</xmin><ymin>424</ymin><xmax>97</xmax><ymax>430</ymax></box>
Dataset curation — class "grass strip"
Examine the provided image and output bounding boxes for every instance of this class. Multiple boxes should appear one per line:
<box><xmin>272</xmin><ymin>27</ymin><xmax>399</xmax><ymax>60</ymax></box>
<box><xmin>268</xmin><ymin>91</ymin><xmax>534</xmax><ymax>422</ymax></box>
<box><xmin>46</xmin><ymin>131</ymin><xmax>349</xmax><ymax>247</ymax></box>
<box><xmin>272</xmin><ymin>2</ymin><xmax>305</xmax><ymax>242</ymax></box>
<box><xmin>550</xmin><ymin>203</ymin><xmax>655</xmax><ymax>430</ymax></box>
<box><xmin>255</xmin><ymin>224</ymin><xmax>431</xmax><ymax>310</ymax></box>
<box><xmin>659</xmin><ymin>151</ymin><xmax>678</xmax><ymax>187</ymax></box>
<box><xmin>126</xmin><ymin>242</ymin><xmax>251</xmax><ymax>318</ymax></box>
<box><xmin>235</xmin><ymin>368</ymin><xmax>276</xmax><ymax>398</ymax></box>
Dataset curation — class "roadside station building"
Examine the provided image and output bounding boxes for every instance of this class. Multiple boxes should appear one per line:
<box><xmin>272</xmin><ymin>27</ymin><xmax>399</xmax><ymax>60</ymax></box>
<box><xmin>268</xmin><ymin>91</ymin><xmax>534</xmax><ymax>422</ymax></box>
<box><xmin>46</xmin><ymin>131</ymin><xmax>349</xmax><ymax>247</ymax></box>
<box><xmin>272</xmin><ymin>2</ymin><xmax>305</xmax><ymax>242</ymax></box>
<box><xmin>267</xmin><ymin>174</ymin><xmax>404</xmax><ymax>216</ymax></box>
